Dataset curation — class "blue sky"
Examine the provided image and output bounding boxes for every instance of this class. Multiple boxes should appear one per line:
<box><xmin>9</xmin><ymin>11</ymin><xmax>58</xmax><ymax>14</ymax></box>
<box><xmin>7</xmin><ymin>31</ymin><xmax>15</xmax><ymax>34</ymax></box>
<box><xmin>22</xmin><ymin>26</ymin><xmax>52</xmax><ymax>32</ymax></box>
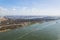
<box><xmin>0</xmin><ymin>0</ymin><xmax>32</xmax><ymax>8</ymax></box>
<box><xmin>0</xmin><ymin>0</ymin><xmax>60</xmax><ymax>16</ymax></box>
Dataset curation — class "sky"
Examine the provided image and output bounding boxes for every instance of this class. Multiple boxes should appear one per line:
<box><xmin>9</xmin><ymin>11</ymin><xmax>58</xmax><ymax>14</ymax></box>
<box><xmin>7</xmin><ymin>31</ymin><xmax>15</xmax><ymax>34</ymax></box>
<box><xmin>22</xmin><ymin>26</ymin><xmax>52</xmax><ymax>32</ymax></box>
<box><xmin>0</xmin><ymin>0</ymin><xmax>60</xmax><ymax>16</ymax></box>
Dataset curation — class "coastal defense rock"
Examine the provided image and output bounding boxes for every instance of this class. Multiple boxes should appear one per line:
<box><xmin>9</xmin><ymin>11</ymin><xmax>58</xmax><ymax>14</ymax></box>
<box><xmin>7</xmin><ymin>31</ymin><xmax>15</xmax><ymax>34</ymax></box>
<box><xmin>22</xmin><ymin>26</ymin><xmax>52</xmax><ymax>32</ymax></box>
<box><xmin>0</xmin><ymin>17</ymin><xmax>8</xmax><ymax>22</ymax></box>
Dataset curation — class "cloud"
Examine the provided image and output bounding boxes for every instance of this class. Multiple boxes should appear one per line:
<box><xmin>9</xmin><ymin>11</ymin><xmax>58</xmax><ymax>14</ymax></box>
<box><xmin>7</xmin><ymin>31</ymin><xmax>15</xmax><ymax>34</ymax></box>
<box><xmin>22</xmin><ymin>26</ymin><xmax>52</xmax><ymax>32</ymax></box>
<box><xmin>0</xmin><ymin>6</ymin><xmax>60</xmax><ymax>16</ymax></box>
<box><xmin>0</xmin><ymin>7</ymin><xmax>8</xmax><ymax>15</ymax></box>
<box><xmin>32</xmin><ymin>8</ymin><xmax>60</xmax><ymax>16</ymax></box>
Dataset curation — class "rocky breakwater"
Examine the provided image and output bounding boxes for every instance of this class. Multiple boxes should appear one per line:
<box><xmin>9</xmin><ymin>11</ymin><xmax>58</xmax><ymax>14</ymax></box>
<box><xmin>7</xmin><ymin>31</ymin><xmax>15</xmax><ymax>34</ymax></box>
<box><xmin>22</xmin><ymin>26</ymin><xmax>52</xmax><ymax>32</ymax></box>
<box><xmin>0</xmin><ymin>17</ymin><xmax>43</xmax><ymax>32</ymax></box>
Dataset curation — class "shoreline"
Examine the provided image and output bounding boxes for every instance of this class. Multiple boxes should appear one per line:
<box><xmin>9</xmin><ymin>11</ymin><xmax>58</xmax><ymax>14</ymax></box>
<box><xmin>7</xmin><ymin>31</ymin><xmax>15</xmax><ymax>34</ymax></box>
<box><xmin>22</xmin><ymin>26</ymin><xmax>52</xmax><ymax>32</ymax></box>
<box><xmin>0</xmin><ymin>22</ymin><xmax>43</xmax><ymax>32</ymax></box>
<box><xmin>0</xmin><ymin>29</ymin><xmax>11</xmax><ymax>32</ymax></box>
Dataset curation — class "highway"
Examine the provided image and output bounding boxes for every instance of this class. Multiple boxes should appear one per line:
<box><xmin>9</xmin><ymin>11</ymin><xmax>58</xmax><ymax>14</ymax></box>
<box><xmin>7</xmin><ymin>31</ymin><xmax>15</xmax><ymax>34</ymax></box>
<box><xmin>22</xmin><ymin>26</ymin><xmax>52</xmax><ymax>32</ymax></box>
<box><xmin>0</xmin><ymin>24</ymin><xmax>24</xmax><ymax>28</ymax></box>
<box><xmin>0</xmin><ymin>20</ymin><xmax>60</xmax><ymax>40</ymax></box>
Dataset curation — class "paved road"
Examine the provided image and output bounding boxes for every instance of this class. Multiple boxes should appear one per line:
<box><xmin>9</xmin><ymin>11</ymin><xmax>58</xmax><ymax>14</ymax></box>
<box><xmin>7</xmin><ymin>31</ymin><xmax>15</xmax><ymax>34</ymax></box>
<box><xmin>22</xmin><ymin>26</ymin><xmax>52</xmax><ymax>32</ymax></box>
<box><xmin>0</xmin><ymin>20</ymin><xmax>60</xmax><ymax>40</ymax></box>
<box><xmin>0</xmin><ymin>24</ymin><xmax>23</xmax><ymax>28</ymax></box>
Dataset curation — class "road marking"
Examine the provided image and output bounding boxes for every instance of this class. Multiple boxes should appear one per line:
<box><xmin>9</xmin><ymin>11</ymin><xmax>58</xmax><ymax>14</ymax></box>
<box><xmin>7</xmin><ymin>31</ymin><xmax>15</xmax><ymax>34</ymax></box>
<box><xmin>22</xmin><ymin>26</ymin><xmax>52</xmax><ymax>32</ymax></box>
<box><xmin>15</xmin><ymin>22</ymin><xmax>56</xmax><ymax>40</ymax></box>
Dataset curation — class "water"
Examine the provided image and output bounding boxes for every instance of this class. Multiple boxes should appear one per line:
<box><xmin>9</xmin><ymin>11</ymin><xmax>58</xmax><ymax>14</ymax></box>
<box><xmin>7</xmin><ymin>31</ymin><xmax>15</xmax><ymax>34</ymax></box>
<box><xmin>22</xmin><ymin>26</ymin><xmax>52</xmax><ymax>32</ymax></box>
<box><xmin>0</xmin><ymin>21</ymin><xmax>60</xmax><ymax>40</ymax></box>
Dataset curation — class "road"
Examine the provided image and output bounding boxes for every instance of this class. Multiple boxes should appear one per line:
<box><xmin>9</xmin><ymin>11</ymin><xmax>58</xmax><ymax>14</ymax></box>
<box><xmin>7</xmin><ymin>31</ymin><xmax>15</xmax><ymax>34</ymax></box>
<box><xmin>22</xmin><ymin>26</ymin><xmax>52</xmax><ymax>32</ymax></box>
<box><xmin>0</xmin><ymin>20</ymin><xmax>60</xmax><ymax>40</ymax></box>
<box><xmin>0</xmin><ymin>24</ymin><xmax>24</xmax><ymax>27</ymax></box>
